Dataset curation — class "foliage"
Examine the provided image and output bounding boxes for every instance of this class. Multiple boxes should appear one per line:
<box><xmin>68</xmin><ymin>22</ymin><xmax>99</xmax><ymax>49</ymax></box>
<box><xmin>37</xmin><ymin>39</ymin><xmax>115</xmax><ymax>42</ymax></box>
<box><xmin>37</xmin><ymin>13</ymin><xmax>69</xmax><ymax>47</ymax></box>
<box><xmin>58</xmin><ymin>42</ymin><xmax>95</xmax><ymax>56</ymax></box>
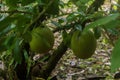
<box><xmin>0</xmin><ymin>0</ymin><xmax>120</xmax><ymax>79</ymax></box>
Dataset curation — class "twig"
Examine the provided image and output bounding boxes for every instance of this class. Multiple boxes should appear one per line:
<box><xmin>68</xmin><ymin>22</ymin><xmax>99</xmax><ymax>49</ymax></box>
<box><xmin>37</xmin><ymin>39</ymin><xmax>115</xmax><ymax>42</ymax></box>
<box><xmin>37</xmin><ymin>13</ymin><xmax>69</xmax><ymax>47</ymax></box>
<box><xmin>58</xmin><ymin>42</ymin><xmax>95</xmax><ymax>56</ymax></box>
<box><xmin>23</xmin><ymin>0</ymin><xmax>55</xmax><ymax>34</ymax></box>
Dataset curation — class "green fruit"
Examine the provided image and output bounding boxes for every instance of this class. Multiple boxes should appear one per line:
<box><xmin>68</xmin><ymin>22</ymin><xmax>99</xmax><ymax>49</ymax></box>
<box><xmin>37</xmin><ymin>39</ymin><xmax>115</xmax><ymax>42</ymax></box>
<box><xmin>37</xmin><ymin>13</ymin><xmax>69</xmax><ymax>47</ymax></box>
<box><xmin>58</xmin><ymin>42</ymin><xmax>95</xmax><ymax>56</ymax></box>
<box><xmin>71</xmin><ymin>30</ymin><xmax>97</xmax><ymax>59</ymax></box>
<box><xmin>29</xmin><ymin>27</ymin><xmax>54</xmax><ymax>53</ymax></box>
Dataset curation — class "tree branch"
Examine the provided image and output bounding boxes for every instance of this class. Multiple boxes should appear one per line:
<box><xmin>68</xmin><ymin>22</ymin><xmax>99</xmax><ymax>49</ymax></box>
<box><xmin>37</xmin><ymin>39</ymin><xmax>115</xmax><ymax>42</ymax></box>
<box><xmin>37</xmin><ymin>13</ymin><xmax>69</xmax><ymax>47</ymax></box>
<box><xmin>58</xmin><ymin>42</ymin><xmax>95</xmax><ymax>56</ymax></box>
<box><xmin>23</xmin><ymin>0</ymin><xmax>55</xmax><ymax>34</ymax></box>
<box><xmin>39</xmin><ymin>41</ymin><xmax>68</xmax><ymax>79</ymax></box>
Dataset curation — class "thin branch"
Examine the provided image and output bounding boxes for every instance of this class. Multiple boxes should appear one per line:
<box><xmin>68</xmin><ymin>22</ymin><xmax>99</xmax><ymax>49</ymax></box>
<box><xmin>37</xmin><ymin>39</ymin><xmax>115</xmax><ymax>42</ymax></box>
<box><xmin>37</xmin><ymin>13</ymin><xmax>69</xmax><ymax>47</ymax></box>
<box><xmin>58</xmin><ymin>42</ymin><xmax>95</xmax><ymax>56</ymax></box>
<box><xmin>23</xmin><ymin>0</ymin><xmax>55</xmax><ymax>34</ymax></box>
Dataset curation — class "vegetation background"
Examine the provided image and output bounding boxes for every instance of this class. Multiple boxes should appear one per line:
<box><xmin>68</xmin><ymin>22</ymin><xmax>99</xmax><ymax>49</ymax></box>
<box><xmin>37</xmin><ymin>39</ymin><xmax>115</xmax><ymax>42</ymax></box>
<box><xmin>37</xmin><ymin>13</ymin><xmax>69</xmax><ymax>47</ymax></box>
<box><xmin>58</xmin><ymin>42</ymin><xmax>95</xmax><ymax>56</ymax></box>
<box><xmin>0</xmin><ymin>0</ymin><xmax>120</xmax><ymax>80</ymax></box>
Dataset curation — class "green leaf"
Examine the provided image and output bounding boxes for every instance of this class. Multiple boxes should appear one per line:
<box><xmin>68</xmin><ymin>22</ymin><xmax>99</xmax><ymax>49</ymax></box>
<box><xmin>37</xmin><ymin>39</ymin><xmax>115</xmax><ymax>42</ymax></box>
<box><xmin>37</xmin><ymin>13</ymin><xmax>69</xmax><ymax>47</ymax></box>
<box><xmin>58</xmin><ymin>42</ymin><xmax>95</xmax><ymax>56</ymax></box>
<box><xmin>75</xmin><ymin>24</ymin><xmax>82</xmax><ymax>31</ymax></box>
<box><xmin>107</xmin><ymin>28</ymin><xmax>119</xmax><ymax>36</ymax></box>
<box><xmin>22</xmin><ymin>31</ymin><xmax>32</xmax><ymax>42</ymax></box>
<box><xmin>21</xmin><ymin>0</ymin><xmax>35</xmax><ymax>6</ymax></box>
<box><xmin>84</xmin><ymin>13</ymin><xmax>120</xmax><ymax>31</ymax></box>
<box><xmin>67</xmin><ymin>12</ymin><xmax>85</xmax><ymax>23</ymax></box>
<box><xmin>14</xmin><ymin>14</ymin><xmax>30</xmax><ymax>24</ymax></box>
<box><xmin>62</xmin><ymin>30</ymin><xmax>72</xmax><ymax>47</ymax></box>
<box><xmin>86</xmin><ymin>11</ymin><xmax>104</xmax><ymax>20</ymax></box>
<box><xmin>24</xmin><ymin>50</ymin><xmax>29</xmax><ymax>62</ymax></box>
<box><xmin>0</xmin><ymin>25</ymin><xmax>13</xmax><ymax>37</ymax></box>
<box><xmin>111</xmin><ymin>38</ymin><xmax>120</xmax><ymax>72</ymax></box>
<box><xmin>51</xmin><ymin>21</ymin><xmax>61</xmax><ymax>27</ymax></box>
<box><xmin>103</xmin><ymin>20</ymin><xmax>120</xmax><ymax>29</ymax></box>
<box><xmin>14</xmin><ymin>14</ymin><xmax>31</xmax><ymax>32</ymax></box>
<box><xmin>41</xmin><ymin>0</ymin><xmax>59</xmax><ymax>15</ymax></box>
<box><xmin>48</xmin><ymin>0</ymin><xmax>59</xmax><ymax>15</ymax></box>
<box><xmin>0</xmin><ymin>16</ymin><xmax>14</xmax><ymax>32</ymax></box>
<box><xmin>5</xmin><ymin>0</ymin><xmax>18</xmax><ymax>8</ymax></box>
<box><xmin>4</xmin><ymin>34</ymin><xmax>15</xmax><ymax>49</ymax></box>
<box><xmin>13</xmin><ymin>38</ymin><xmax>22</xmax><ymax>64</ymax></box>
<box><xmin>0</xmin><ymin>37</ymin><xmax>7</xmax><ymax>52</ymax></box>
<box><xmin>24</xmin><ymin>50</ymin><xmax>31</xmax><ymax>77</ymax></box>
<box><xmin>67</xmin><ymin>13</ymin><xmax>78</xmax><ymax>22</ymax></box>
<box><xmin>80</xmin><ymin>0</ymin><xmax>89</xmax><ymax>4</ymax></box>
<box><xmin>93</xmin><ymin>27</ymin><xmax>101</xmax><ymax>39</ymax></box>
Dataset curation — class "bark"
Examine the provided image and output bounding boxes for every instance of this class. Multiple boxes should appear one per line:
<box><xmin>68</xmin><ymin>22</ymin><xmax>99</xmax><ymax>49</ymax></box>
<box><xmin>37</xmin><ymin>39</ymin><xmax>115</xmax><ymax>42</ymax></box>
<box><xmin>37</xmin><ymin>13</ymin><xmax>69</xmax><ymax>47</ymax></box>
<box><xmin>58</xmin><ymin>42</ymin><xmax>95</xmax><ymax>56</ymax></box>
<box><xmin>39</xmin><ymin>41</ymin><xmax>68</xmax><ymax>79</ymax></box>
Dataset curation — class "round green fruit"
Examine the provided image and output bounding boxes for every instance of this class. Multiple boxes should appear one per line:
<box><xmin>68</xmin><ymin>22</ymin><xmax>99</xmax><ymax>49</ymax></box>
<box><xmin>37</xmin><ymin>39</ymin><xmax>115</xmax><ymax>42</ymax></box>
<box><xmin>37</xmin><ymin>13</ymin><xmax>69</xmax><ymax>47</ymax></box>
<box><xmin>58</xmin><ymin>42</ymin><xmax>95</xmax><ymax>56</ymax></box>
<box><xmin>71</xmin><ymin>30</ymin><xmax>97</xmax><ymax>59</ymax></box>
<box><xmin>29</xmin><ymin>27</ymin><xmax>54</xmax><ymax>53</ymax></box>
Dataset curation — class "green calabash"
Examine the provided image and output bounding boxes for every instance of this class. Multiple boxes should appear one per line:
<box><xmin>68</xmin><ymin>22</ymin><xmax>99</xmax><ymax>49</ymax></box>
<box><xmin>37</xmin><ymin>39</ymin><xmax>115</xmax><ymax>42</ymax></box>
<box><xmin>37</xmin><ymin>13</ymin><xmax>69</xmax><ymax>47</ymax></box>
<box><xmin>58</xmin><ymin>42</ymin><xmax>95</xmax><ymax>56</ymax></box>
<box><xmin>29</xmin><ymin>27</ymin><xmax>54</xmax><ymax>53</ymax></box>
<box><xmin>71</xmin><ymin>30</ymin><xmax>97</xmax><ymax>59</ymax></box>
